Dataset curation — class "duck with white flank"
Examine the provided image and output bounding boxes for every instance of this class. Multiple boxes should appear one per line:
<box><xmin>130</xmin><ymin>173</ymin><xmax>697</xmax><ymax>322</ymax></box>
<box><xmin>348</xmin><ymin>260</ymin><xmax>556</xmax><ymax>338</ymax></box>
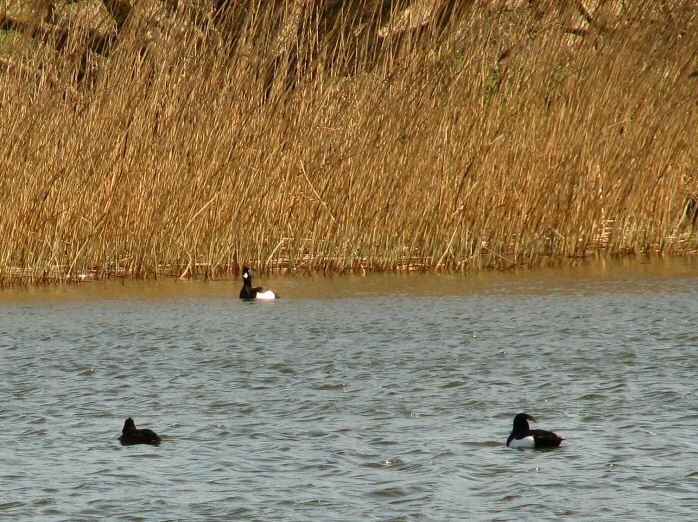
<box><xmin>119</xmin><ymin>417</ymin><xmax>161</xmax><ymax>446</ymax></box>
<box><xmin>239</xmin><ymin>266</ymin><xmax>278</xmax><ymax>300</ymax></box>
<box><xmin>506</xmin><ymin>413</ymin><xmax>564</xmax><ymax>449</ymax></box>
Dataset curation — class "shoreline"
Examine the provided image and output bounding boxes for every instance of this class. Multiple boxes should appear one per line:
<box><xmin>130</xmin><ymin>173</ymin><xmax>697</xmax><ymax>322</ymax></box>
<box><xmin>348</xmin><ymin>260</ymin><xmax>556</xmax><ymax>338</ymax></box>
<box><xmin>2</xmin><ymin>253</ymin><xmax>697</xmax><ymax>290</ymax></box>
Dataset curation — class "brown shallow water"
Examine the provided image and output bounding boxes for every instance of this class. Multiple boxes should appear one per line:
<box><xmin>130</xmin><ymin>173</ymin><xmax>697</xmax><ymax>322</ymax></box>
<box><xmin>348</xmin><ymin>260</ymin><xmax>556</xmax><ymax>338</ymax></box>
<box><xmin>1</xmin><ymin>258</ymin><xmax>698</xmax><ymax>520</ymax></box>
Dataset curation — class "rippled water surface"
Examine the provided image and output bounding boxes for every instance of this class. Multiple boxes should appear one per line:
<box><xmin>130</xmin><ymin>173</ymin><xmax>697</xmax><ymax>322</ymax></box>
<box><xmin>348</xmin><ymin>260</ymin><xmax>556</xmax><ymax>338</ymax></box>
<box><xmin>2</xmin><ymin>259</ymin><xmax>698</xmax><ymax>520</ymax></box>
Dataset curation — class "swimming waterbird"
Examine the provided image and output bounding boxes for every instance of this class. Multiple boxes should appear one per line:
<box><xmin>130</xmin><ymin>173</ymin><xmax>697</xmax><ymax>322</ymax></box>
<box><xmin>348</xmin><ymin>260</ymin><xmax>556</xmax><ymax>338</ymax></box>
<box><xmin>239</xmin><ymin>266</ymin><xmax>278</xmax><ymax>300</ymax></box>
<box><xmin>118</xmin><ymin>417</ymin><xmax>161</xmax><ymax>446</ymax></box>
<box><xmin>506</xmin><ymin>413</ymin><xmax>563</xmax><ymax>449</ymax></box>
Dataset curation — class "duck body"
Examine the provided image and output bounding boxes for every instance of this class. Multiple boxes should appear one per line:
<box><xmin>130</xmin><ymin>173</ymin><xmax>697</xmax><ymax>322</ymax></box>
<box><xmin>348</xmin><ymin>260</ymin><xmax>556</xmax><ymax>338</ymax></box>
<box><xmin>506</xmin><ymin>413</ymin><xmax>563</xmax><ymax>449</ymax></box>
<box><xmin>119</xmin><ymin>417</ymin><xmax>161</xmax><ymax>446</ymax></box>
<box><xmin>239</xmin><ymin>266</ymin><xmax>278</xmax><ymax>300</ymax></box>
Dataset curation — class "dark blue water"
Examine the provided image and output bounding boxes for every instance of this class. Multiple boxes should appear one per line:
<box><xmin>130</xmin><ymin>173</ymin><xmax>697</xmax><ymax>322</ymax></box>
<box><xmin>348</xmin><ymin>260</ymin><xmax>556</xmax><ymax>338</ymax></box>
<box><xmin>1</xmin><ymin>260</ymin><xmax>697</xmax><ymax>520</ymax></box>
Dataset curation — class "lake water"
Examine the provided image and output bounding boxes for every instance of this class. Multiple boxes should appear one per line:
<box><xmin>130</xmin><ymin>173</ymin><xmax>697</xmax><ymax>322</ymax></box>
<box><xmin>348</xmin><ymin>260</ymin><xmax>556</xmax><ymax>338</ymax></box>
<box><xmin>1</xmin><ymin>259</ymin><xmax>697</xmax><ymax>520</ymax></box>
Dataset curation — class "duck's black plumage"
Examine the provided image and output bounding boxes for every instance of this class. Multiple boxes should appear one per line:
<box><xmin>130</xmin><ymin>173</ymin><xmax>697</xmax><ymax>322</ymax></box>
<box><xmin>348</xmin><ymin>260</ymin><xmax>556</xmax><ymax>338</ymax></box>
<box><xmin>506</xmin><ymin>413</ymin><xmax>563</xmax><ymax>449</ymax></box>
<box><xmin>119</xmin><ymin>417</ymin><xmax>161</xmax><ymax>446</ymax></box>
<box><xmin>239</xmin><ymin>266</ymin><xmax>278</xmax><ymax>300</ymax></box>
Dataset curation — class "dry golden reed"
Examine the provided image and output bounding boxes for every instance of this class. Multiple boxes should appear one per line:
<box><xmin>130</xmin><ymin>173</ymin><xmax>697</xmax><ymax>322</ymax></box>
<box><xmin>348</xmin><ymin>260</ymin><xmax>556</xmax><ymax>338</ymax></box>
<box><xmin>0</xmin><ymin>0</ymin><xmax>697</xmax><ymax>285</ymax></box>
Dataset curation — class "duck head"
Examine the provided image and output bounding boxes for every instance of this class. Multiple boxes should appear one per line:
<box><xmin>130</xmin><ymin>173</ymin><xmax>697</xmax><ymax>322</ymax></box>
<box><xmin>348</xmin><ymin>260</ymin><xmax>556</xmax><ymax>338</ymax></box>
<box><xmin>122</xmin><ymin>417</ymin><xmax>136</xmax><ymax>434</ymax></box>
<box><xmin>512</xmin><ymin>413</ymin><xmax>536</xmax><ymax>433</ymax></box>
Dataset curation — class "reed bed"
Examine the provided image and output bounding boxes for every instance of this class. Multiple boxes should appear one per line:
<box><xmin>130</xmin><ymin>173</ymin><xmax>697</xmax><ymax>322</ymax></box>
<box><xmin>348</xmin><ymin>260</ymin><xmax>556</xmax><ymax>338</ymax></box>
<box><xmin>1</xmin><ymin>0</ymin><xmax>697</xmax><ymax>285</ymax></box>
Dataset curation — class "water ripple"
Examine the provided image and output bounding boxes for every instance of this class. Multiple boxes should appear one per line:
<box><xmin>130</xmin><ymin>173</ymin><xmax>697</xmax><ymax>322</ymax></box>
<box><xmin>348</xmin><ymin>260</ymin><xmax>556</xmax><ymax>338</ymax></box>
<box><xmin>1</xmin><ymin>266</ymin><xmax>698</xmax><ymax>520</ymax></box>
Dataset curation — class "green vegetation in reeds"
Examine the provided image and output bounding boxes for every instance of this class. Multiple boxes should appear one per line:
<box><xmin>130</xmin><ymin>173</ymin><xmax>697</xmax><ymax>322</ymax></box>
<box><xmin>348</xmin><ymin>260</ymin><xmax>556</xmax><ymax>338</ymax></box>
<box><xmin>1</xmin><ymin>0</ymin><xmax>697</xmax><ymax>285</ymax></box>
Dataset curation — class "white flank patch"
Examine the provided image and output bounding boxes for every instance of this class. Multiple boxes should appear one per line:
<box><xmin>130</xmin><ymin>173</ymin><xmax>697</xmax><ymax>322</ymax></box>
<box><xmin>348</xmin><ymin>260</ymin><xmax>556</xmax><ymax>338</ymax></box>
<box><xmin>256</xmin><ymin>290</ymin><xmax>276</xmax><ymax>300</ymax></box>
<box><xmin>243</xmin><ymin>272</ymin><xmax>248</xmax><ymax>279</ymax></box>
<box><xmin>509</xmin><ymin>436</ymin><xmax>535</xmax><ymax>449</ymax></box>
